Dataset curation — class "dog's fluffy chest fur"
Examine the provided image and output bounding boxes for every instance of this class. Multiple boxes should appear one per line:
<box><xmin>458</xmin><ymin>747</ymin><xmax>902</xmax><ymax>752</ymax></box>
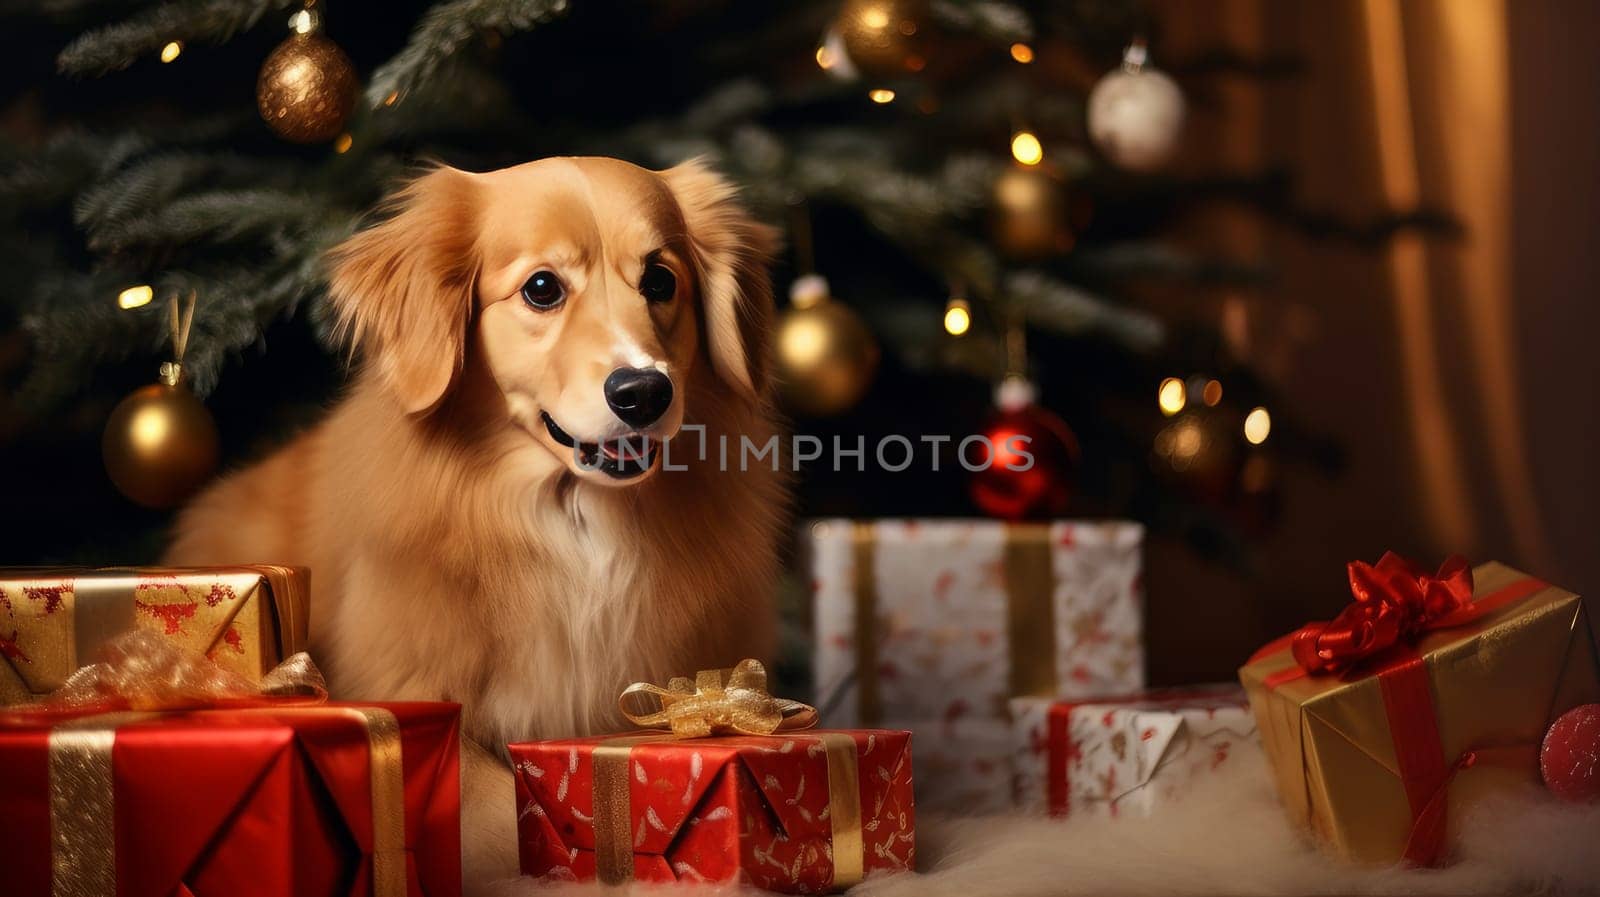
<box><xmin>168</xmin><ymin>381</ymin><xmax>784</xmax><ymax>753</ymax></box>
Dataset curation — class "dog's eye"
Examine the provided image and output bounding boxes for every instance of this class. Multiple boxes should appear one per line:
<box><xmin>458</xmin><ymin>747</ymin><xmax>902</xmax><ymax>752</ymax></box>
<box><xmin>639</xmin><ymin>263</ymin><xmax>676</xmax><ymax>304</ymax></box>
<box><xmin>520</xmin><ymin>271</ymin><xmax>565</xmax><ymax>310</ymax></box>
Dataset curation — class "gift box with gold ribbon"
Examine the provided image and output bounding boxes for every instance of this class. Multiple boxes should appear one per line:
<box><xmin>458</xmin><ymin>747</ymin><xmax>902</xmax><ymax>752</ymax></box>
<box><xmin>0</xmin><ymin>566</ymin><xmax>309</xmax><ymax>704</ymax></box>
<box><xmin>0</xmin><ymin>634</ymin><xmax>461</xmax><ymax>897</ymax></box>
<box><xmin>809</xmin><ymin>519</ymin><xmax>1143</xmax><ymax>810</ymax></box>
<box><xmin>511</xmin><ymin>660</ymin><xmax>915</xmax><ymax>892</ymax></box>
<box><xmin>1238</xmin><ymin>555</ymin><xmax>1600</xmax><ymax>866</ymax></box>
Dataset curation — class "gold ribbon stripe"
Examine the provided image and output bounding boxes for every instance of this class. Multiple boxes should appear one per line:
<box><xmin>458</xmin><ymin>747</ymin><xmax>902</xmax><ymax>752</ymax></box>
<box><xmin>853</xmin><ymin>522</ymin><xmax>1060</xmax><ymax>722</ymax></box>
<box><xmin>819</xmin><ymin>733</ymin><xmax>864</xmax><ymax>889</ymax></box>
<box><xmin>49</xmin><ymin>712</ymin><xmax>158</xmax><ymax>897</ymax></box>
<box><xmin>592</xmin><ymin>735</ymin><xmax>667</xmax><ymax>885</ymax></box>
<box><xmin>1004</xmin><ymin>523</ymin><xmax>1059</xmax><ymax>698</ymax></box>
<box><xmin>350</xmin><ymin>707</ymin><xmax>405</xmax><ymax>897</ymax></box>
<box><xmin>248</xmin><ymin>565</ymin><xmax>310</xmax><ymax>659</ymax></box>
<box><xmin>70</xmin><ymin>576</ymin><xmax>138</xmax><ymax>684</ymax></box>
<box><xmin>46</xmin><ymin>707</ymin><xmax>406</xmax><ymax>897</ymax></box>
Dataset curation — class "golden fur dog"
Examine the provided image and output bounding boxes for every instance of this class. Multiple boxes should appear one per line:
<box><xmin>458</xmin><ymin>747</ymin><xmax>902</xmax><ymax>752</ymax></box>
<box><xmin>164</xmin><ymin>157</ymin><xmax>787</xmax><ymax>889</ymax></box>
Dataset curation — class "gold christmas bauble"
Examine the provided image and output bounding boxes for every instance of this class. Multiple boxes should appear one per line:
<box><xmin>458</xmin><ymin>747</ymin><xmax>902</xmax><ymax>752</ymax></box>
<box><xmin>991</xmin><ymin>167</ymin><xmax>1069</xmax><ymax>259</ymax></box>
<box><xmin>256</xmin><ymin>32</ymin><xmax>357</xmax><ymax>143</ymax></box>
<box><xmin>102</xmin><ymin>380</ymin><xmax>220</xmax><ymax>509</ymax></box>
<box><xmin>834</xmin><ymin>0</ymin><xmax>929</xmax><ymax>82</ymax></box>
<box><xmin>776</xmin><ymin>278</ymin><xmax>879</xmax><ymax>417</ymax></box>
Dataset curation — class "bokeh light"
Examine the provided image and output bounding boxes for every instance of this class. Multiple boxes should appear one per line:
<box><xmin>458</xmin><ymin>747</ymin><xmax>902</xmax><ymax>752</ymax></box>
<box><xmin>118</xmin><ymin>285</ymin><xmax>154</xmax><ymax>309</ymax></box>
<box><xmin>1244</xmin><ymin>406</ymin><xmax>1272</xmax><ymax>444</ymax></box>
<box><xmin>1158</xmin><ymin>377</ymin><xmax>1186</xmax><ymax>416</ymax></box>
<box><xmin>943</xmin><ymin>298</ymin><xmax>971</xmax><ymax>336</ymax></box>
<box><xmin>1011</xmin><ymin>130</ymin><xmax>1044</xmax><ymax>166</ymax></box>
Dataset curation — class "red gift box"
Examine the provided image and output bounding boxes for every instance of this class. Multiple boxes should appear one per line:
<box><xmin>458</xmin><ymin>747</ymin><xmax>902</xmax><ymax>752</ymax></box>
<box><xmin>512</xmin><ymin>729</ymin><xmax>915</xmax><ymax>892</ymax></box>
<box><xmin>0</xmin><ymin>702</ymin><xmax>461</xmax><ymax>897</ymax></box>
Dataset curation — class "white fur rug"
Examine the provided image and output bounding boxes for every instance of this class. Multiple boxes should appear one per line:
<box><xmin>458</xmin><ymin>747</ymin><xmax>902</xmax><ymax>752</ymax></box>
<box><xmin>484</xmin><ymin>759</ymin><xmax>1600</xmax><ymax>896</ymax></box>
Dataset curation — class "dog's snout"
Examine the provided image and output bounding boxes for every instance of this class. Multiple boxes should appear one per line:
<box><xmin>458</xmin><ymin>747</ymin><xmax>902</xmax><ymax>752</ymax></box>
<box><xmin>604</xmin><ymin>367</ymin><xmax>673</xmax><ymax>428</ymax></box>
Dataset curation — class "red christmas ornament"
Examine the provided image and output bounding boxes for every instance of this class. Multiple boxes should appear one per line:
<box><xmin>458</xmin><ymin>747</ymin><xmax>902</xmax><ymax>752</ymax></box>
<box><xmin>1541</xmin><ymin>703</ymin><xmax>1600</xmax><ymax>803</ymax></box>
<box><xmin>967</xmin><ymin>378</ymin><xmax>1079</xmax><ymax>519</ymax></box>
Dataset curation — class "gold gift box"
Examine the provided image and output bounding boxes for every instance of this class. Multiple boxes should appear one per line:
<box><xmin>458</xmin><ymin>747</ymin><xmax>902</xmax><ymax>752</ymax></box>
<box><xmin>0</xmin><ymin>565</ymin><xmax>309</xmax><ymax>704</ymax></box>
<box><xmin>1239</xmin><ymin>561</ymin><xmax>1600</xmax><ymax>864</ymax></box>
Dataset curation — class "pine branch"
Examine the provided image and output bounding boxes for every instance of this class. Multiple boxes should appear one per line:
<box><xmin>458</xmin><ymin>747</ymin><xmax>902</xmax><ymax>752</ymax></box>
<box><xmin>0</xmin><ymin>132</ymin><xmax>152</xmax><ymax>212</ymax></box>
<box><xmin>1006</xmin><ymin>270</ymin><xmax>1164</xmax><ymax>351</ymax></box>
<box><xmin>16</xmin><ymin>269</ymin><xmax>167</xmax><ymax>407</ymax></box>
<box><xmin>84</xmin><ymin>189</ymin><xmax>327</xmax><ymax>252</ymax></box>
<box><xmin>73</xmin><ymin>152</ymin><xmax>287</xmax><ymax>233</ymax></box>
<box><xmin>930</xmin><ymin>0</ymin><xmax>1033</xmax><ymax>42</ymax></box>
<box><xmin>57</xmin><ymin>0</ymin><xmax>299</xmax><ymax>76</ymax></box>
<box><xmin>16</xmin><ymin>244</ymin><xmax>342</xmax><ymax>406</ymax></box>
<box><xmin>364</xmin><ymin>0</ymin><xmax>570</xmax><ymax>108</ymax></box>
<box><xmin>361</xmin><ymin>60</ymin><xmax>528</xmax><ymax>143</ymax></box>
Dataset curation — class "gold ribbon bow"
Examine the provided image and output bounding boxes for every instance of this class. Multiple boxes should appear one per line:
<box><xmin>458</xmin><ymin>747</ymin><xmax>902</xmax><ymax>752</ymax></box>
<box><xmin>597</xmin><ymin>660</ymin><xmax>861</xmax><ymax>890</ymax></box>
<box><xmin>618</xmin><ymin>658</ymin><xmax>818</xmax><ymax>737</ymax></box>
<box><xmin>37</xmin><ymin>629</ymin><xmax>326</xmax><ymax>713</ymax></box>
<box><xmin>25</xmin><ymin>631</ymin><xmax>405</xmax><ymax>897</ymax></box>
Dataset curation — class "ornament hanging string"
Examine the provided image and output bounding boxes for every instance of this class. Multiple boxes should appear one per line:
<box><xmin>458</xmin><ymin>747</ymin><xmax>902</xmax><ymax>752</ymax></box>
<box><xmin>1005</xmin><ymin>317</ymin><xmax>1027</xmax><ymax>379</ymax></box>
<box><xmin>161</xmin><ymin>291</ymin><xmax>197</xmax><ymax>386</ymax></box>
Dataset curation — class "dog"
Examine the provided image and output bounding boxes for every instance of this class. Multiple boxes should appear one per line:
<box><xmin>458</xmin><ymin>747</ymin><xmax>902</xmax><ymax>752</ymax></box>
<box><xmin>164</xmin><ymin>157</ymin><xmax>788</xmax><ymax>890</ymax></box>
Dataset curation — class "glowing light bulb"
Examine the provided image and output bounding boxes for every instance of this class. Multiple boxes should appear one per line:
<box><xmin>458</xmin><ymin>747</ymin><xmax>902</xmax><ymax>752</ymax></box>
<box><xmin>868</xmin><ymin>88</ymin><xmax>896</xmax><ymax>104</ymax></box>
<box><xmin>118</xmin><ymin>285</ymin><xmax>154</xmax><ymax>309</ymax></box>
<box><xmin>289</xmin><ymin>10</ymin><xmax>316</xmax><ymax>34</ymax></box>
<box><xmin>1158</xmin><ymin>377</ymin><xmax>1186</xmax><ymax>416</ymax></box>
<box><xmin>1010</xmin><ymin>43</ymin><xmax>1034</xmax><ymax>64</ymax></box>
<box><xmin>1244</xmin><ymin>406</ymin><xmax>1272</xmax><ymax>444</ymax></box>
<box><xmin>943</xmin><ymin>299</ymin><xmax>971</xmax><ymax>336</ymax></box>
<box><xmin>1011</xmin><ymin>131</ymin><xmax>1043</xmax><ymax>166</ymax></box>
<box><xmin>334</xmin><ymin>133</ymin><xmax>353</xmax><ymax>154</ymax></box>
<box><xmin>159</xmin><ymin>41</ymin><xmax>182</xmax><ymax>63</ymax></box>
<box><xmin>816</xmin><ymin>45</ymin><xmax>835</xmax><ymax>70</ymax></box>
<box><xmin>1202</xmin><ymin>379</ymin><xmax>1223</xmax><ymax>406</ymax></box>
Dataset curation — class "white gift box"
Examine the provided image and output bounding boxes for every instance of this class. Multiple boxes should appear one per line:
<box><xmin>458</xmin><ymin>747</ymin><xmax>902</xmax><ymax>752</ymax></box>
<box><xmin>1011</xmin><ymin>686</ymin><xmax>1263</xmax><ymax>817</ymax></box>
<box><xmin>808</xmin><ymin>518</ymin><xmax>1145</xmax><ymax>811</ymax></box>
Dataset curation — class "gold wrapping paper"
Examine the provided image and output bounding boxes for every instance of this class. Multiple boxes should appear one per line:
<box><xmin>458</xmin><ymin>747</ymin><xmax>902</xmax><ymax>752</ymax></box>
<box><xmin>1238</xmin><ymin>562</ymin><xmax>1600</xmax><ymax>864</ymax></box>
<box><xmin>0</xmin><ymin>566</ymin><xmax>309</xmax><ymax>705</ymax></box>
<box><xmin>851</xmin><ymin>521</ymin><xmax>1057</xmax><ymax>724</ymax></box>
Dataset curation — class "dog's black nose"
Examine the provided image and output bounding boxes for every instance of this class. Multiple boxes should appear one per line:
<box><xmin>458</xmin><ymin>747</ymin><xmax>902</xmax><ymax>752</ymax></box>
<box><xmin>604</xmin><ymin>367</ymin><xmax>673</xmax><ymax>428</ymax></box>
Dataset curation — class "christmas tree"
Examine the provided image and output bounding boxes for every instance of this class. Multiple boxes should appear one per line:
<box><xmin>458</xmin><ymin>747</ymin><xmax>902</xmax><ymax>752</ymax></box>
<box><xmin>0</xmin><ymin>0</ymin><xmax>1345</xmax><ymax>562</ymax></box>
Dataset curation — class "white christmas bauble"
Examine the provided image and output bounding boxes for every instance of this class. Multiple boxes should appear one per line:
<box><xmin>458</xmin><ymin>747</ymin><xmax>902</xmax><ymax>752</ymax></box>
<box><xmin>1087</xmin><ymin>65</ymin><xmax>1185</xmax><ymax>171</ymax></box>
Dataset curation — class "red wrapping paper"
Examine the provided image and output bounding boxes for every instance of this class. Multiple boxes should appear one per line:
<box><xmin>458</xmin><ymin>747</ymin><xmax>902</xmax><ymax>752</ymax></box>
<box><xmin>0</xmin><ymin>702</ymin><xmax>461</xmax><ymax>897</ymax></box>
<box><xmin>512</xmin><ymin>730</ymin><xmax>915</xmax><ymax>892</ymax></box>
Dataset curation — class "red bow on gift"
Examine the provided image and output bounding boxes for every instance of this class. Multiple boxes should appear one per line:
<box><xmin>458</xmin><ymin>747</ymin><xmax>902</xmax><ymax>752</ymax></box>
<box><xmin>1290</xmin><ymin>552</ymin><xmax>1476</xmax><ymax>676</ymax></box>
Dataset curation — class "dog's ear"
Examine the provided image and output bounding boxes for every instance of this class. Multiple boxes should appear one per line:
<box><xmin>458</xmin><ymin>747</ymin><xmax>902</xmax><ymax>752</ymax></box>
<box><xmin>327</xmin><ymin>165</ymin><xmax>479</xmax><ymax>415</ymax></box>
<box><xmin>661</xmin><ymin>159</ymin><xmax>779</xmax><ymax>405</ymax></box>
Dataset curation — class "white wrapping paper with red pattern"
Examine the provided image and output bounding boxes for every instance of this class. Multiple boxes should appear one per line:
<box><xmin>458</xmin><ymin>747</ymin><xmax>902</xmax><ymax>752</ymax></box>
<box><xmin>808</xmin><ymin>519</ymin><xmax>1144</xmax><ymax>810</ymax></box>
<box><xmin>1011</xmin><ymin>686</ymin><xmax>1262</xmax><ymax>817</ymax></box>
